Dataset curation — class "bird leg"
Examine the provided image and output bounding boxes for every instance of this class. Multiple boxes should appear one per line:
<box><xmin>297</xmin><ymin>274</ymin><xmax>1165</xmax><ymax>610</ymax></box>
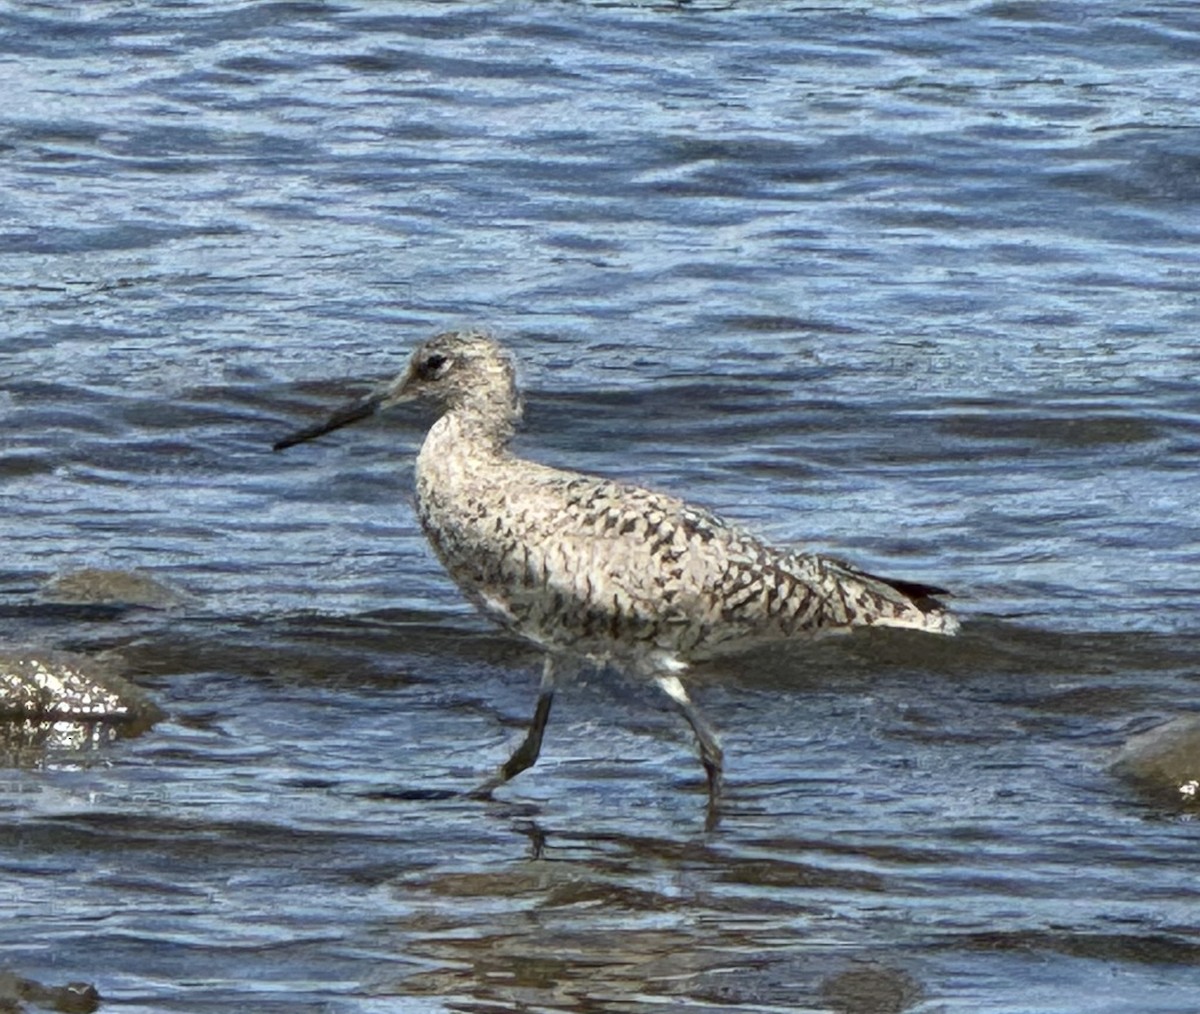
<box><xmin>468</xmin><ymin>656</ymin><xmax>558</xmax><ymax>800</ymax></box>
<box><xmin>655</xmin><ymin>674</ymin><xmax>724</xmax><ymax>806</ymax></box>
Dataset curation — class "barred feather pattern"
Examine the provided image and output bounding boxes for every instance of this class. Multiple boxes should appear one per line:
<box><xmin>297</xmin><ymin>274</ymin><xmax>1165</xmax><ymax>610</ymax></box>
<box><xmin>410</xmin><ymin>338</ymin><xmax>958</xmax><ymax>674</ymax></box>
<box><xmin>279</xmin><ymin>329</ymin><xmax>959</xmax><ymax>802</ymax></box>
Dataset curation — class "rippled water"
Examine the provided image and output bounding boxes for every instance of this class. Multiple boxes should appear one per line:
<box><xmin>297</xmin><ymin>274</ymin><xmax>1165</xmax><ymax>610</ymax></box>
<box><xmin>2</xmin><ymin>2</ymin><xmax>1200</xmax><ymax>1011</ymax></box>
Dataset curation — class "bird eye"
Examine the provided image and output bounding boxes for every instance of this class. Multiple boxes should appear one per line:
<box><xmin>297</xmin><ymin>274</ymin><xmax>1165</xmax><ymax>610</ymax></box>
<box><xmin>419</xmin><ymin>353</ymin><xmax>450</xmax><ymax>379</ymax></box>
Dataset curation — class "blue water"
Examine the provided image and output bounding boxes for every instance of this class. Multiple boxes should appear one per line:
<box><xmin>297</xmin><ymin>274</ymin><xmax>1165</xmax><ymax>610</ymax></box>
<box><xmin>2</xmin><ymin>2</ymin><xmax>1199</xmax><ymax>1011</ymax></box>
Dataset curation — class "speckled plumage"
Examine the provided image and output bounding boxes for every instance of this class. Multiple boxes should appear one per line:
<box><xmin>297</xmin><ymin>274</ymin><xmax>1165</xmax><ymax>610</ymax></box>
<box><xmin>276</xmin><ymin>329</ymin><xmax>959</xmax><ymax>813</ymax></box>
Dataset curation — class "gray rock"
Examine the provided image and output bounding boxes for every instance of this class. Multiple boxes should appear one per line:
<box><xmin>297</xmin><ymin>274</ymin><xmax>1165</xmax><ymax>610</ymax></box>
<box><xmin>40</xmin><ymin>568</ymin><xmax>192</xmax><ymax>609</ymax></box>
<box><xmin>1111</xmin><ymin>715</ymin><xmax>1200</xmax><ymax>806</ymax></box>
<box><xmin>0</xmin><ymin>970</ymin><xmax>99</xmax><ymax>1013</ymax></box>
<box><xmin>0</xmin><ymin>650</ymin><xmax>158</xmax><ymax>723</ymax></box>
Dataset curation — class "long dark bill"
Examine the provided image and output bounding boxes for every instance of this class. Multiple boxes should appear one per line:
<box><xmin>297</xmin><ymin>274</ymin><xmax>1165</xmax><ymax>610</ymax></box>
<box><xmin>273</xmin><ymin>392</ymin><xmax>384</xmax><ymax>451</ymax></box>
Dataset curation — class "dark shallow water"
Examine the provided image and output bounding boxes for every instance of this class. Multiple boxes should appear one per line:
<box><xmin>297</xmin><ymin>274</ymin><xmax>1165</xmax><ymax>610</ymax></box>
<box><xmin>2</xmin><ymin>2</ymin><xmax>1200</xmax><ymax>1011</ymax></box>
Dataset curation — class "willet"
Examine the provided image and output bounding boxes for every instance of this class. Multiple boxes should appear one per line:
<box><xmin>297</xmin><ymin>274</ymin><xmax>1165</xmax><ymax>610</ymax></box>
<box><xmin>275</xmin><ymin>330</ymin><xmax>959</xmax><ymax>813</ymax></box>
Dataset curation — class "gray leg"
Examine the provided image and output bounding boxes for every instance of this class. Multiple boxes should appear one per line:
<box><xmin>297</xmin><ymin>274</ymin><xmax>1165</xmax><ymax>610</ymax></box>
<box><xmin>469</xmin><ymin>656</ymin><xmax>558</xmax><ymax>800</ymax></box>
<box><xmin>655</xmin><ymin>674</ymin><xmax>724</xmax><ymax>804</ymax></box>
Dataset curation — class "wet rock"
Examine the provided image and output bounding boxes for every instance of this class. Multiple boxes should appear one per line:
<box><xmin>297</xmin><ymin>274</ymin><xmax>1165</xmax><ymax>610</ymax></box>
<box><xmin>1</xmin><ymin>719</ymin><xmax>131</xmax><ymax>766</ymax></box>
<box><xmin>0</xmin><ymin>970</ymin><xmax>99</xmax><ymax>1013</ymax></box>
<box><xmin>1111</xmin><ymin>715</ymin><xmax>1200</xmax><ymax>806</ymax></box>
<box><xmin>40</xmin><ymin>568</ymin><xmax>192</xmax><ymax>609</ymax></box>
<box><xmin>0</xmin><ymin>650</ymin><xmax>160</xmax><ymax>724</ymax></box>
<box><xmin>0</xmin><ymin>650</ymin><xmax>163</xmax><ymax>764</ymax></box>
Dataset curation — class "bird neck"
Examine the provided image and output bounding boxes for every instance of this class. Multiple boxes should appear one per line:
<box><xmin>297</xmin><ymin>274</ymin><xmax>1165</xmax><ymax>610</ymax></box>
<box><xmin>426</xmin><ymin>402</ymin><xmax>516</xmax><ymax>462</ymax></box>
<box><xmin>441</xmin><ymin>372</ymin><xmax>520</xmax><ymax>451</ymax></box>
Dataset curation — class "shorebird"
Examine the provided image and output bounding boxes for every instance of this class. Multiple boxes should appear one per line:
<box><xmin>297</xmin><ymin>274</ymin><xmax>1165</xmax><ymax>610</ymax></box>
<box><xmin>275</xmin><ymin>330</ymin><xmax>958</xmax><ymax>813</ymax></box>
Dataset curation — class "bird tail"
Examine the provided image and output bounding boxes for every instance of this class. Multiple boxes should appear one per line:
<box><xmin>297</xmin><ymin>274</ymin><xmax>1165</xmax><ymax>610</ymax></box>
<box><xmin>815</xmin><ymin>557</ymin><xmax>961</xmax><ymax>636</ymax></box>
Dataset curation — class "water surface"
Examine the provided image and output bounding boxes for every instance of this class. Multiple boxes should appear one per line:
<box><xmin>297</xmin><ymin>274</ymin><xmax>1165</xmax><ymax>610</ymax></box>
<box><xmin>2</xmin><ymin>2</ymin><xmax>1199</xmax><ymax>1011</ymax></box>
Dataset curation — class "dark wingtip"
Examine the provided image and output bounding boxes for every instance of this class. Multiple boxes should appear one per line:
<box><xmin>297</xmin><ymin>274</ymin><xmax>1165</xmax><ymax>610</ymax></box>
<box><xmin>880</xmin><ymin>576</ymin><xmax>953</xmax><ymax>613</ymax></box>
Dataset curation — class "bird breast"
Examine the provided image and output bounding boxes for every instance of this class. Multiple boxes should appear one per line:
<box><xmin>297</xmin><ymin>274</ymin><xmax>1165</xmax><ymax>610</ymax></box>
<box><xmin>413</xmin><ymin>414</ymin><xmax>763</xmax><ymax>660</ymax></box>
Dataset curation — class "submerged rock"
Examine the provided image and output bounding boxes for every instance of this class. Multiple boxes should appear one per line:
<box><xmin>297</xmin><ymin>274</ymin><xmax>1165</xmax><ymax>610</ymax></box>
<box><xmin>1111</xmin><ymin>715</ymin><xmax>1200</xmax><ymax>807</ymax></box>
<box><xmin>820</xmin><ymin>962</ymin><xmax>923</xmax><ymax>1014</ymax></box>
<box><xmin>40</xmin><ymin>568</ymin><xmax>192</xmax><ymax>609</ymax></box>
